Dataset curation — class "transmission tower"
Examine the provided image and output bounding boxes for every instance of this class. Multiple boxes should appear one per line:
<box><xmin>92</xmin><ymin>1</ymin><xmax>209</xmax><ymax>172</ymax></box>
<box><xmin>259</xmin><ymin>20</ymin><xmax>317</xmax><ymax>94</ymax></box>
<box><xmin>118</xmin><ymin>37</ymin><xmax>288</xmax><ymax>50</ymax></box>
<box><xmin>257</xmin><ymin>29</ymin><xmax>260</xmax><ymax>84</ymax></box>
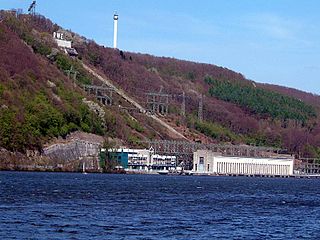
<box><xmin>65</xmin><ymin>66</ymin><xmax>79</xmax><ymax>87</ymax></box>
<box><xmin>146</xmin><ymin>92</ymin><xmax>170</xmax><ymax>115</ymax></box>
<box><xmin>28</xmin><ymin>1</ymin><xmax>36</xmax><ymax>16</ymax></box>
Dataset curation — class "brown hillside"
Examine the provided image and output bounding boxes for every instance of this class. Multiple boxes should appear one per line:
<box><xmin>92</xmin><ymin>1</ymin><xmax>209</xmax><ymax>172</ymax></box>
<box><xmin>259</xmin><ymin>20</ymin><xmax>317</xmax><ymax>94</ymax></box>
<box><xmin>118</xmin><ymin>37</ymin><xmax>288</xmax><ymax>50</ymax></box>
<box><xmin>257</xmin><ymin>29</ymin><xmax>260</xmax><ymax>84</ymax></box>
<box><xmin>0</xmin><ymin>12</ymin><xmax>319</xmax><ymax>159</ymax></box>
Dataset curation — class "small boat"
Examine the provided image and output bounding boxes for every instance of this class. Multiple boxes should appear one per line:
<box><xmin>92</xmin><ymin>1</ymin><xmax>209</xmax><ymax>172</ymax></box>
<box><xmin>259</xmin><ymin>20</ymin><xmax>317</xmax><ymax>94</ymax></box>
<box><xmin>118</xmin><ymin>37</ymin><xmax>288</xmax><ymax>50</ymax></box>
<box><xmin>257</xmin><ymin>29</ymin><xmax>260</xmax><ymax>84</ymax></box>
<box><xmin>157</xmin><ymin>169</ymin><xmax>169</xmax><ymax>175</ymax></box>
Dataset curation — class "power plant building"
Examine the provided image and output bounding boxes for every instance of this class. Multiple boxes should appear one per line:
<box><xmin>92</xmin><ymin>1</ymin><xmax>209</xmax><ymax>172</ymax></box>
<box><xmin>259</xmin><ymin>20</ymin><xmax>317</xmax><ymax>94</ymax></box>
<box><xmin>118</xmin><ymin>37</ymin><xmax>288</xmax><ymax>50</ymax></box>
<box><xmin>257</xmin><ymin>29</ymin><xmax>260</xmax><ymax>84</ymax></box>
<box><xmin>128</xmin><ymin>150</ymin><xmax>176</xmax><ymax>171</ymax></box>
<box><xmin>193</xmin><ymin>150</ymin><xmax>294</xmax><ymax>176</ymax></box>
<box><xmin>104</xmin><ymin>148</ymin><xmax>176</xmax><ymax>172</ymax></box>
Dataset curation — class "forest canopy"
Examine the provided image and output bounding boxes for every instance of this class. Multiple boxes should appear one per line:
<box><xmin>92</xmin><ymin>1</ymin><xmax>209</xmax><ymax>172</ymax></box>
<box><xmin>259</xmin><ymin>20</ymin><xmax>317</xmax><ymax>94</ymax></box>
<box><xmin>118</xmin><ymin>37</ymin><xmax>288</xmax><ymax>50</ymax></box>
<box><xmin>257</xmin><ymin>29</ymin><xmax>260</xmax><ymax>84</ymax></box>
<box><xmin>205</xmin><ymin>76</ymin><xmax>317</xmax><ymax>123</ymax></box>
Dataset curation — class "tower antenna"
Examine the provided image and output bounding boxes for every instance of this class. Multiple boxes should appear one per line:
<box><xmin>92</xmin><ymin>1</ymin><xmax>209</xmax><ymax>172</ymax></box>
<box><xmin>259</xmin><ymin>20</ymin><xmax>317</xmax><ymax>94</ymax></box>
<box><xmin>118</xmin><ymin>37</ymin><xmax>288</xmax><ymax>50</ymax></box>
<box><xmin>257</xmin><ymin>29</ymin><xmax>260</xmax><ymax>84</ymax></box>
<box><xmin>113</xmin><ymin>12</ymin><xmax>119</xmax><ymax>49</ymax></box>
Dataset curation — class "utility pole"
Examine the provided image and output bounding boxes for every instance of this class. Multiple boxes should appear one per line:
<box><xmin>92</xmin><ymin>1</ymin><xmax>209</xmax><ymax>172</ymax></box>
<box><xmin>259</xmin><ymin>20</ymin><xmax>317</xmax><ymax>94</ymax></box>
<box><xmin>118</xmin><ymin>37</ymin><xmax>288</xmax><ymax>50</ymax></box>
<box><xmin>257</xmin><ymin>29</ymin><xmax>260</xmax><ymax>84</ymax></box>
<box><xmin>73</xmin><ymin>71</ymin><xmax>78</xmax><ymax>87</ymax></box>
<box><xmin>66</xmin><ymin>66</ymin><xmax>73</xmax><ymax>78</ymax></box>
<box><xmin>65</xmin><ymin>66</ymin><xmax>79</xmax><ymax>87</ymax></box>
<box><xmin>198</xmin><ymin>94</ymin><xmax>203</xmax><ymax>122</ymax></box>
<box><xmin>181</xmin><ymin>91</ymin><xmax>186</xmax><ymax>117</ymax></box>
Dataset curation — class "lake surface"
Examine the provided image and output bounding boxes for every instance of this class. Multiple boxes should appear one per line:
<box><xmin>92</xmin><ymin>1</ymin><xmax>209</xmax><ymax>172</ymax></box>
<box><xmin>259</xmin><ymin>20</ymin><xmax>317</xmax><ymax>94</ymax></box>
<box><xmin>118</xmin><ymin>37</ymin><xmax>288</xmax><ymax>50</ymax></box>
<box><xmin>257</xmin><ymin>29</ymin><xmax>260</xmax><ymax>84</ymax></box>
<box><xmin>1</xmin><ymin>172</ymin><xmax>320</xmax><ymax>239</ymax></box>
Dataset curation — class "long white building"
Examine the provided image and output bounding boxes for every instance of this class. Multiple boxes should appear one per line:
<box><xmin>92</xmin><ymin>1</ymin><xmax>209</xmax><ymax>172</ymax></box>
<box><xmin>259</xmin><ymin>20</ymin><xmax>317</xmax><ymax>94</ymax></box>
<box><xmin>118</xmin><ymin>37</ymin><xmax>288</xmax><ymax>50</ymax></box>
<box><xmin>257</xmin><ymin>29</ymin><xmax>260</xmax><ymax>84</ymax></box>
<box><xmin>193</xmin><ymin>150</ymin><xmax>294</xmax><ymax>176</ymax></box>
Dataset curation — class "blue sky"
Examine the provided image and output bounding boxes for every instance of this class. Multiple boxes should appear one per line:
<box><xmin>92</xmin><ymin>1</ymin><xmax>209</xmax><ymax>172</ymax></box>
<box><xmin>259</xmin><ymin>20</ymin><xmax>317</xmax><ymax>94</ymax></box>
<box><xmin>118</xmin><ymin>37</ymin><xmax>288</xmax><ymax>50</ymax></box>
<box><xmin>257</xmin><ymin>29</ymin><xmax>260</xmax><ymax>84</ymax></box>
<box><xmin>1</xmin><ymin>0</ymin><xmax>320</xmax><ymax>94</ymax></box>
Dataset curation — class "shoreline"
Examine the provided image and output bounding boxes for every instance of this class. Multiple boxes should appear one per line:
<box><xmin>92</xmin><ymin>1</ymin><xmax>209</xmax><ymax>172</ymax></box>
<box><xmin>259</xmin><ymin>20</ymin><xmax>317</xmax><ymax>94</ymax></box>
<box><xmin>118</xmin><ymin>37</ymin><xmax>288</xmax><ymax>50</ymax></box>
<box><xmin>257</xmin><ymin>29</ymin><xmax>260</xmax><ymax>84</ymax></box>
<box><xmin>1</xmin><ymin>168</ymin><xmax>320</xmax><ymax>179</ymax></box>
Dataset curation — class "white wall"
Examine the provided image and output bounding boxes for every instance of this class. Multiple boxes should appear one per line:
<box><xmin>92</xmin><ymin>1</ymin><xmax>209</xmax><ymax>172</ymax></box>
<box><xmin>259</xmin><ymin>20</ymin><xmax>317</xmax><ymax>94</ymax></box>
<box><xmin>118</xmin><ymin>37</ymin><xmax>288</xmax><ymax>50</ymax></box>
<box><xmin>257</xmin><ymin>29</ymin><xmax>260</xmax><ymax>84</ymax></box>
<box><xmin>54</xmin><ymin>39</ymin><xmax>72</xmax><ymax>48</ymax></box>
<box><xmin>193</xmin><ymin>150</ymin><xmax>294</xmax><ymax>176</ymax></box>
<box><xmin>193</xmin><ymin>150</ymin><xmax>215</xmax><ymax>173</ymax></box>
<box><xmin>213</xmin><ymin>156</ymin><xmax>294</xmax><ymax>176</ymax></box>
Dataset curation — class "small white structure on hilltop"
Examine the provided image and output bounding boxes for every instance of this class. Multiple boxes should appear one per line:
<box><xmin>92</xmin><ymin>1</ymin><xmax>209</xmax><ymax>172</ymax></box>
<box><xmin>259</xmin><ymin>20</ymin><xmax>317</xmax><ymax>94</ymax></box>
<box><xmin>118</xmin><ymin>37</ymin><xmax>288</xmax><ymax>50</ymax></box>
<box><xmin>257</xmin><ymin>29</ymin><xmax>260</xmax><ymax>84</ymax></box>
<box><xmin>193</xmin><ymin>150</ymin><xmax>294</xmax><ymax>176</ymax></box>
<box><xmin>53</xmin><ymin>31</ymin><xmax>78</xmax><ymax>56</ymax></box>
<box><xmin>53</xmin><ymin>32</ymin><xmax>72</xmax><ymax>48</ymax></box>
<box><xmin>113</xmin><ymin>13</ymin><xmax>118</xmax><ymax>49</ymax></box>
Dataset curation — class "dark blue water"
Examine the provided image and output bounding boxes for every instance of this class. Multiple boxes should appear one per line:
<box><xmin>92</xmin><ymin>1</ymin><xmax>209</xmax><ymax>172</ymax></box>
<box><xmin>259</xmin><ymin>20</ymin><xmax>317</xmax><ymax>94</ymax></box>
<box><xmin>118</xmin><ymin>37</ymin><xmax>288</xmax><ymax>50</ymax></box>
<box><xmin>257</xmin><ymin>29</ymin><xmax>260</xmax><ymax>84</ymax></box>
<box><xmin>1</xmin><ymin>172</ymin><xmax>320</xmax><ymax>239</ymax></box>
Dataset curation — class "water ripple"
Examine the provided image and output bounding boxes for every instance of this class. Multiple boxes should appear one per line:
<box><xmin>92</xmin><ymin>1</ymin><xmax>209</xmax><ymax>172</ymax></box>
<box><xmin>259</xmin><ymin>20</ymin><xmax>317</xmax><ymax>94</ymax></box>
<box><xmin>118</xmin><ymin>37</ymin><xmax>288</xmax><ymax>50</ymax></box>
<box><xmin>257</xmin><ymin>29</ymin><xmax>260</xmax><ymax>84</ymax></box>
<box><xmin>1</xmin><ymin>172</ymin><xmax>320</xmax><ymax>239</ymax></box>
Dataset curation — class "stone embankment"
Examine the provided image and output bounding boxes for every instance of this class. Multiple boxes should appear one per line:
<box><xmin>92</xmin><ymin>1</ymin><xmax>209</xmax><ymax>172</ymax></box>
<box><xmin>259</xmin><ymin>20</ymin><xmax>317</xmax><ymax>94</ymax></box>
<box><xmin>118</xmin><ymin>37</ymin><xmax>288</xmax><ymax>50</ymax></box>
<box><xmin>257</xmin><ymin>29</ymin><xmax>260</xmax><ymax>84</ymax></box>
<box><xmin>0</xmin><ymin>132</ymin><xmax>105</xmax><ymax>172</ymax></box>
<box><xmin>43</xmin><ymin>132</ymin><xmax>104</xmax><ymax>171</ymax></box>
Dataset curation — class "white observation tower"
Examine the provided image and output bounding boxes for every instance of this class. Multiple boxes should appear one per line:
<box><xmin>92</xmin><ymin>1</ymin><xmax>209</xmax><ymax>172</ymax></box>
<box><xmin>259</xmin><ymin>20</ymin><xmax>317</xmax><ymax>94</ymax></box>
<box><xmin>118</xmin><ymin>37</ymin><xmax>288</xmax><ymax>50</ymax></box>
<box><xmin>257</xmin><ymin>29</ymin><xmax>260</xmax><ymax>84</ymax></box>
<box><xmin>113</xmin><ymin>13</ymin><xmax>119</xmax><ymax>49</ymax></box>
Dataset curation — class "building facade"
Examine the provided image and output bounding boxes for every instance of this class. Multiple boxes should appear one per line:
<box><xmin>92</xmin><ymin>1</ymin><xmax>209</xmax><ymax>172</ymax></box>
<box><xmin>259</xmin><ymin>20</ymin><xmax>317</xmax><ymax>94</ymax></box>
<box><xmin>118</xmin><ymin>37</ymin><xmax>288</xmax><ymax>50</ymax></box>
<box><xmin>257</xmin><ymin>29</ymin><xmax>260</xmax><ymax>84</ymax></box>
<box><xmin>150</xmin><ymin>154</ymin><xmax>177</xmax><ymax>171</ymax></box>
<box><xmin>128</xmin><ymin>149</ymin><xmax>151</xmax><ymax>171</ymax></box>
<box><xmin>103</xmin><ymin>148</ymin><xmax>176</xmax><ymax>172</ymax></box>
<box><xmin>193</xmin><ymin>150</ymin><xmax>294</xmax><ymax>176</ymax></box>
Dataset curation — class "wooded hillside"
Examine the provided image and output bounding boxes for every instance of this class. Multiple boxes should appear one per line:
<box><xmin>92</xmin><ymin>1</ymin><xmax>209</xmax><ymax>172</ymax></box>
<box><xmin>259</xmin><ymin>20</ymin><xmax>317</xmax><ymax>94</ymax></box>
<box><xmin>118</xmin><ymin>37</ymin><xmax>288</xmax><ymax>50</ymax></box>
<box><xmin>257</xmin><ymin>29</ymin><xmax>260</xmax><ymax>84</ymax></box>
<box><xmin>0</xmin><ymin>11</ymin><xmax>319</xmax><ymax>159</ymax></box>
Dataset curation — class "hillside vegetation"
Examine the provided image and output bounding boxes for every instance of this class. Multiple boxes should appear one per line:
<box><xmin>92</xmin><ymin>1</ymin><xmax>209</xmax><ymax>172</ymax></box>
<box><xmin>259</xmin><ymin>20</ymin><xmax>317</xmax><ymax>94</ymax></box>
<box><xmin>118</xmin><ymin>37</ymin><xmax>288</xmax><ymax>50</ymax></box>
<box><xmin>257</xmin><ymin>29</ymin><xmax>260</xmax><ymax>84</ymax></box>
<box><xmin>205</xmin><ymin>76</ymin><xmax>316</xmax><ymax>123</ymax></box>
<box><xmin>0</xmin><ymin>12</ymin><xmax>171</xmax><ymax>153</ymax></box>
<box><xmin>0</xmin><ymin>11</ymin><xmax>319</xmax><ymax>159</ymax></box>
<box><xmin>0</xmin><ymin>17</ymin><xmax>104</xmax><ymax>152</ymax></box>
<box><xmin>75</xmin><ymin>37</ymin><xmax>320</xmax><ymax>158</ymax></box>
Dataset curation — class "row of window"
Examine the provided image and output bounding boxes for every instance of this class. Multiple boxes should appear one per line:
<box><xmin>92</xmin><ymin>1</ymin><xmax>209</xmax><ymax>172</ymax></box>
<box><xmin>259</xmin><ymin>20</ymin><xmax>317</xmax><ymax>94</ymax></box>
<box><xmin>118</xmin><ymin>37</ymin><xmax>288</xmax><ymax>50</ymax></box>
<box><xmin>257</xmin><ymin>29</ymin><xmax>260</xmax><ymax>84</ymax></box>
<box><xmin>217</xmin><ymin>162</ymin><xmax>290</xmax><ymax>175</ymax></box>
<box><xmin>195</xmin><ymin>162</ymin><xmax>291</xmax><ymax>175</ymax></box>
